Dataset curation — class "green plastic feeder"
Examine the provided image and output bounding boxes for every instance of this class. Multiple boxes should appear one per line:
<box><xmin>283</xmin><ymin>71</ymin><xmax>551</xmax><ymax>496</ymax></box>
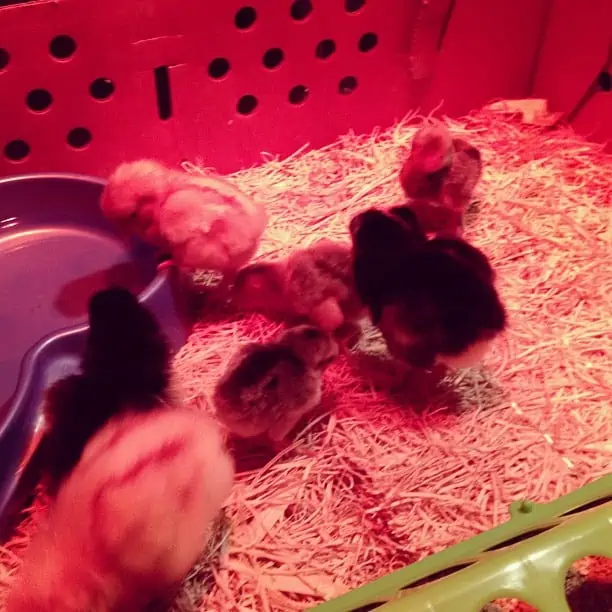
<box><xmin>311</xmin><ymin>474</ymin><xmax>612</xmax><ymax>611</ymax></box>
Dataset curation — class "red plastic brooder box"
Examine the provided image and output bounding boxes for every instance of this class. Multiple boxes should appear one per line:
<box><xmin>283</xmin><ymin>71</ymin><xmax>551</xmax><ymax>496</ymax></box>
<box><xmin>0</xmin><ymin>0</ymin><xmax>610</xmax><ymax>177</ymax></box>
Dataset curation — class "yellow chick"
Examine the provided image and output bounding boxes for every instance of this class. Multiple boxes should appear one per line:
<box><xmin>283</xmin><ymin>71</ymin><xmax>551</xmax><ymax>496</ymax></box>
<box><xmin>101</xmin><ymin>159</ymin><xmax>267</xmax><ymax>280</ymax></box>
<box><xmin>6</xmin><ymin>407</ymin><xmax>234</xmax><ymax>612</ymax></box>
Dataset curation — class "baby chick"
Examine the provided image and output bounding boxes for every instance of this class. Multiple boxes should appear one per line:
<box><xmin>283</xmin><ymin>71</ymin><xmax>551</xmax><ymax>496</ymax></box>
<box><xmin>6</xmin><ymin>407</ymin><xmax>234</xmax><ymax>612</ymax></box>
<box><xmin>100</xmin><ymin>159</ymin><xmax>172</xmax><ymax>246</ymax></box>
<box><xmin>400</xmin><ymin>119</ymin><xmax>482</xmax><ymax>236</ymax></box>
<box><xmin>232</xmin><ymin>239</ymin><xmax>365</xmax><ymax>335</ymax></box>
<box><xmin>350</xmin><ymin>207</ymin><xmax>506</xmax><ymax>370</ymax></box>
<box><xmin>101</xmin><ymin>159</ymin><xmax>267</xmax><ymax>283</ymax></box>
<box><xmin>349</xmin><ymin>205</ymin><xmax>427</xmax><ymax>325</ymax></box>
<box><xmin>41</xmin><ymin>286</ymin><xmax>173</xmax><ymax>495</ymax></box>
<box><xmin>213</xmin><ymin>325</ymin><xmax>338</xmax><ymax>448</ymax></box>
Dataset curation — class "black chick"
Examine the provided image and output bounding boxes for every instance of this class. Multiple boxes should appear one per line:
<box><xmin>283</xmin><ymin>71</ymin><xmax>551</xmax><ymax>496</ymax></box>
<box><xmin>41</xmin><ymin>286</ymin><xmax>172</xmax><ymax>495</ymax></box>
<box><xmin>349</xmin><ymin>206</ymin><xmax>426</xmax><ymax>324</ymax></box>
<box><xmin>83</xmin><ymin>286</ymin><xmax>170</xmax><ymax>398</ymax></box>
<box><xmin>350</xmin><ymin>208</ymin><xmax>506</xmax><ymax>370</ymax></box>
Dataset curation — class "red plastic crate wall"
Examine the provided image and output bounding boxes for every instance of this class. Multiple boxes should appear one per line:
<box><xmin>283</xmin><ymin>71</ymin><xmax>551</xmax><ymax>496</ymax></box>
<box><xmin>0</xmin><ymin>0</ymin><xmax>417</xmax><ymax>176</ymax></box>
<box><xmin>0</xmin><ymin>0</ymin><xmax>550</xmax><ymax>177</ymax></box>
<box><xmin>532</xmin><ymin>0</ymin><xmax>612</xmax><ymax>150</ymax></box>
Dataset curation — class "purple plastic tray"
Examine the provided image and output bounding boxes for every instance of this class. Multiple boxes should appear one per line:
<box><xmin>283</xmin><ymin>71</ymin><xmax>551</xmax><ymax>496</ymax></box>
<box><xmin>0</xmin><ymin>173</ymin><xmax>188</xmax><ymax>537</ymax></box>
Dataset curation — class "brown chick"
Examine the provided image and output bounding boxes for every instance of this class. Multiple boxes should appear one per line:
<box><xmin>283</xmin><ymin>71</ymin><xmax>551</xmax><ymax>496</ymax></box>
<box><xmin>213</xmin><ymin>325</ymin><xmax>338</xmax><ymax>449</ymax></box>
<box><xmin>6</xmin><ymin>407</ymin><xmax>234</xmax><ymax>612</ymax></box>
<box><xmin>231</xmin><ymin>239</ymin><xmax>366</xmax><ymax>336</ymax></box>
<box><xmin>400</xmin><ymin>119</ymin><xmax>482</xmax><ymax>236</ymax></box>
<box><xmin>101</xmin><ymin>159</ymin><xmax>267</xmax><ymax>282</ymax></box>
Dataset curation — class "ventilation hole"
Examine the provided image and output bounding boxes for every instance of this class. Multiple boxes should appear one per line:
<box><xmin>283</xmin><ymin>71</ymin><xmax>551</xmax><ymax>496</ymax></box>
<box><xmin>67</xmin><ymin>127</ymin><xmax>91</xmax><ymax>149</ymax></box>
<box><xmin>208</xmin><ymin>57</ymin><xmax>230</xmax><ymax>79</ymax></box>
<box><xmin>154</xmin><ymin>66</ymin><xmax>172</xmax><ymax>120</ymax></box>
<box><xmin>4</xmin><ymin>139</ymin><xmax>30</xmax><ymax>162</ymax></box>
<box><xmin>315</xmin><ymin>39</ymin><xmax>336</xmax><ymax>59</ymax></box>
<box><xmin>26</xmin><ymin>89</ymin><xmax>53</xmax><ymax>112</ymax></box>
<box><xmin>565</xmin><ymin>557</ymin><xmax>612</xmax><ymax>611</ymax></box>
<box><xmin>484</xmin><ymin>525</ymin><xmax>556</xmax><ymax>552</ymax></box>
<box><xmin>358</xmin><ymin>32</ymin><xmax>378</xmax><ymax>52</ymax></box>
<box><xmin>561</xmin><ymin>495</ymin><xmax>612</xmax><ymax>517</ymax></box>
<box><xmin>480</xmin><ymin>599</ymin><xmax>537</xmax><ymax>612</ymax></box>
<box><xmin>235</xmin><ymin>6</ymin><xmax>256</xmax><ymax>29</ymax></box>
<box><xmin>338</xmin><ymin>75</ymin><xmax>358</xmax><ymax>95</ymax></box>
<box><xmin>89</xmin><ymin>78</ymin><xmax>115</xmax><ymax>100</ymax></box>
<box><xmin>345</xmin><ymin>0</ymin><xmax>365</xmax><ymax>12</ymax></box>
<box><xmin>0</xmin><ymin>48</ymin><xmax>9</xmax><ymax>71</ymax></box>
<box><xmin>403</xmin><ymin>562</ymin><xmax>473</xmax><ymax>589</ymax></box>
<box><xmin>49</xmin><ymin>35</ymin><xmax>76</xmax><ymax>60</ymax></box>
<box><xmin>290</xmin><ymin>0</ymin><xmax>312</xmax><ymax>20</ymax></box>
<box><xmin>346</xmin><ymin>604</ymin><xmax>384</xmax><ymax>611</ymax></box>
<box><xmin>288</xmin><ymin>85</ymin><xmax>309</xmax><ymax>105</ymax></box>
<box><xmin>262</xmin><ymin>48</ymin><xmax>284</xmax><ymax>69</ymax></box>
<box><xmin>598</xmin><ymin>70</ymin><xmax>611</xmax><ymax>92</ymax></box>
<box><xmin>237</xmin><ymin>94</ymin><xmax>257</xmax><ymax>115</ymax></box>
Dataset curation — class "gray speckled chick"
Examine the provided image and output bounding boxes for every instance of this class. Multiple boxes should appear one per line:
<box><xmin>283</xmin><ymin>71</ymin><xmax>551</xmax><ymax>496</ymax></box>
<box><xmin>231</xmin><ymin>239</ymin><xmax>365</xmax><ymax>334</ymax></box>
<box><xmin>213</xmin><ymin>325</ymin><xmax>339</xmax><ymax>448</ymax></box>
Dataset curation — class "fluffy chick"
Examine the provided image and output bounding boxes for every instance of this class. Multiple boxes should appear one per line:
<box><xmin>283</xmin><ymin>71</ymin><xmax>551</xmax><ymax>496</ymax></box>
<box><xmin>349</xmin><ymin>206</ymin><xmax>427</xmax><ymax>324</ymax></box>
<box><xmin>6</xmin><ymin>407</ymin><xmax>234</xmax><ymax>612</ymax></box>
<box><xmin>41</xmin><ymin>286</ymin><xmax>172</xmax><ymax>495</ymax></box>
<box><xmin>350</xmin><ymin>207</ymin><xmax>506</xmax><ymax>370</ymax></box>
<box><xmin>100</xmin><ymin>159</ymin><xmax>172</xmax><ymax>246</ymax></box>
<box><xmin>232</xmin><ymin>239</ymin><xmax>365</xmax><ymax>333</ymax></box>
<box><xmin>400</xmin><ymin>119</ymin><xmax>482</xmax><ymax>236</ymax></box>
<box><xmin>101</xmin><ymin>159</ymin><xmax>267</xmax><ymax>277</ymax></box>
<box><xmin>213</xmin><ymin>325</ymin><xmax>338</xmax><ymax>447</ymax></box>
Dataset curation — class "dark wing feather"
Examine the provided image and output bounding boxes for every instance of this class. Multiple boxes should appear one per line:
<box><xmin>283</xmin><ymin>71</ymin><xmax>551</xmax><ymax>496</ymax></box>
<box><xmin>84</xmin><ymin>287</ymin><xmax>172</xmax><ymax>403</ymax></box>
